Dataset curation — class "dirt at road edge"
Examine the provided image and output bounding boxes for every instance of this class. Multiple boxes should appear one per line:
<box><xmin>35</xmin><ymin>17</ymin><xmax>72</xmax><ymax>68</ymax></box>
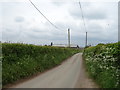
<box><xmin>75</xmin><ymin>55</ymin><xmax>99</xmax><ymax>88</ymax></box>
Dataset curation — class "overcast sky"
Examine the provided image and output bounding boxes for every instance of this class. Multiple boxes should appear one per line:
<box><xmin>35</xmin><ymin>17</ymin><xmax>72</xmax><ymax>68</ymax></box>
<box><xmin>0</xmin><ymin>0</ymin><xmax>119</xmax><ymax>47</ymax></box>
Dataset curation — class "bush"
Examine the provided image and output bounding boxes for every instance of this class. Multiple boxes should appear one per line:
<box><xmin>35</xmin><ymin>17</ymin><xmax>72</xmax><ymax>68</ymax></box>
<box><xmin>2</xmin><ymin>43</ymin><xmax>80</xmax><ymax>86</ymax></box>
<box><xmin>83</xmin><ymin>42</ymin><xmax>120</xmax><ymax>88</ymax></box>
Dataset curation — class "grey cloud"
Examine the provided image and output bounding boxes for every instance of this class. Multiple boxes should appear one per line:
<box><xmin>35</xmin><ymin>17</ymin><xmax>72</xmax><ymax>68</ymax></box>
<box><xmin>24</xmin><ymin>28</ymin><xmax>52</xmax><ymax>40</ymax></box>
<box><xmin>85</xmin><ymin>12</ymin><xmax>106</xmax><ymax>19</ymax></box>
<box><xmin>1</xmin><ymin>1</ymin><xmax>118</xmax><ymax>46</ymax></box>
<box><xmin>26</xmin><ymin>33</ymin><xmax>49</xmax><ymax>39</ymax></box>
<box><xmin>69</xmin><ymin>9</ymin><xmax>81</xmax><ymax>19</ymax></box>
<box><xmin>85</xmin><ymin>11</ymin><xmax>106</xmax><ymax>20</ymax></box>
<box><xmin>31</xmin><ymin>28</ymin><xmax>45</xmax><ymax>33</ymax></box>
<box><xmin>69</xmin><ymin>3</ymin><xmax>107</xmax><ymax>20</ymax></box>
<box><xmin>118</xmin><ymin>1</ymin><xmax>120</xmax><ymax>41</ymax></box>
<box><xmin>70</xmin><ymin>9</ymin><xmax>106</xmax><ymax>20</ymax></box>
<box><xmin>50</xmin><ymin>32</ymin><xmax>67</xmax><ymax>40</ymax></box>
<box><xmin>86</xmin><ymin>24</ymin><xmax>104</xmax><ymax>33</ymax></box>
<box><xmin>15</xmin><ymin>16</ymin><xmax>25</xmax><ymax>23</ymax></box>
<box><xmin>2</xmin><ymin>28</ymin><xmax>20</xmax><ymax>41</ymax></box>
<box><xmin>52</xmin><ymin>2</ymin><xmax>65</xmax><ymax>6</ymax></box>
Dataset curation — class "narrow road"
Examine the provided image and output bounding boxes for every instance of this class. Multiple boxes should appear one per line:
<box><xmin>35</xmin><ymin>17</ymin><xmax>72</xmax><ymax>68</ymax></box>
<box><xmin>10</xmin><ymin>53</ymin><xmax>98</xmax><ymax>88</ymax></box>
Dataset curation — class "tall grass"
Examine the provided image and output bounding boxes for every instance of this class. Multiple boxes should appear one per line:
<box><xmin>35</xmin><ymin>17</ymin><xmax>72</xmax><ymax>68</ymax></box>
<box><xmin>2</xmin><ymin>43</ymin><xmax>80</xmax><ymax>86</ymax></box>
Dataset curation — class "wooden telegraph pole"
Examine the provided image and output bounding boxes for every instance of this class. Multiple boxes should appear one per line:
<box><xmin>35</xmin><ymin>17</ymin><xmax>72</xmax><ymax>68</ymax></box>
<box><xmin>85</xmin><ymin>32</ymin><xmax>87</xmax><ymax>47</ymax></box>
<box><xmin>68</xmin><ymin>28</ymin><xmax>70</xmax><ymax>47</ymax></box>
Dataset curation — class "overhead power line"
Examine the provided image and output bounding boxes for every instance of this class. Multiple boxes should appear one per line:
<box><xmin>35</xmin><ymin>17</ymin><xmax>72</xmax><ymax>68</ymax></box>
<box><xmin>79</xmin><ymin>1</ymin><xmax>87</xmax><ymax>32</ymax></box>
<box><xmin>78</xmin><ymin>1</ymin><xmax>88</xmax><ymax>47</ymax></box>
<box><xmin>29</xmin><ymin>0</ymin><xmax>60</xmax><ymax>30</ymax></box>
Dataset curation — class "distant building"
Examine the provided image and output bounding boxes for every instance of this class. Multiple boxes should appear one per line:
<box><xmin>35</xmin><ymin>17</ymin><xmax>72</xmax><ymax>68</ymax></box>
<box><xmin>70</xmin><ymin>44</ymin><xmax>79</xmax><ymax>48</ymax></box>
<box><xmin>52</xmin><ymin>44</ymin><xmax>80</xmax><ymax>49</ymax></box>
<box><xmin>52</xmin><ymin>44</ymin><xmax>68</xmax><ymax>47</ymax></box>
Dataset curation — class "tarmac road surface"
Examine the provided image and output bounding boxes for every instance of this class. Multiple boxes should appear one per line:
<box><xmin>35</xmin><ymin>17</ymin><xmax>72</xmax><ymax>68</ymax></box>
<box><xmin>10</xmin><ymin>53</ymin><xmax>98</xmax><ymax>88</ymax></box>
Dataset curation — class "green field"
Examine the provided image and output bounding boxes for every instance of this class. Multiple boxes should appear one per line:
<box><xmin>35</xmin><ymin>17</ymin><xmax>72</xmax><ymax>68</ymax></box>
<box><xmin>83</xmin><ymin>42</ymin><xmax>120</xmax><ymax>88</ymax></box>
<box><xmin>2</xmin><ymin>43</ymin><xmax>80</xmax><ymax>86</ymax></box>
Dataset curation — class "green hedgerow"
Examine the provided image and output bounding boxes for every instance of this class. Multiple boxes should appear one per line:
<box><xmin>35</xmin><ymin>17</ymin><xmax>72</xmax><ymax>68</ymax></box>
<box><xmin>83</xmin><ymin>42</ymin><xmax>120</xmax><ymax>88</ymax></box>
<box><xmin>2</xmin><ymin>43</ymin><xmax>81</xmax><ymax>86</ymax></box>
